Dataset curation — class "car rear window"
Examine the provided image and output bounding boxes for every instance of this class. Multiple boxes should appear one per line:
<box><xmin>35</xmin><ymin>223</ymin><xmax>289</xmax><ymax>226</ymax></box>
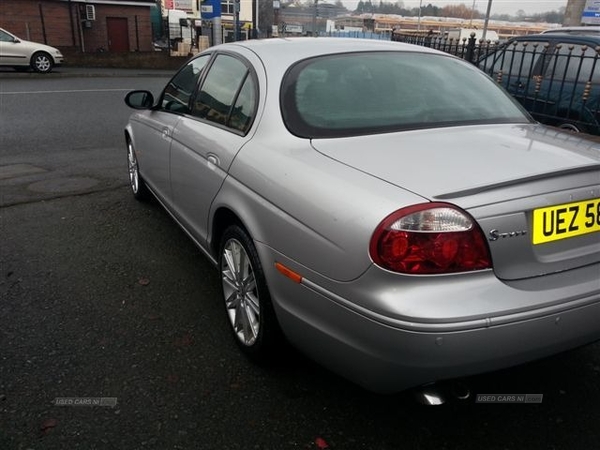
<box><xmin>280</xmin><ymin>51</ymin><xmax>531</xmax><ymax>138</ymax></box>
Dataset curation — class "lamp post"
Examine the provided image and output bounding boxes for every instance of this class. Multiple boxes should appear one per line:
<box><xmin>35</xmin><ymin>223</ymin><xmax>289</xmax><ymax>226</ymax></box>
<box><xmin>234</xmin><ymin>0</ymin><xmax>240</xmax><ymax>41</ymax></box>
<box><xmin>482</xmin><ymin>0</ymin><xmax>492</xmax><ymax>41</ymax></box>
<box><xmin>312</xmin><ymin>0</ymin><xmax>319</xmax><ymax>36</ymax></box>
<box><xmin>417</xmin><ymin>0</ymin><xmax>423</xmax><ymax>31</ymax></box>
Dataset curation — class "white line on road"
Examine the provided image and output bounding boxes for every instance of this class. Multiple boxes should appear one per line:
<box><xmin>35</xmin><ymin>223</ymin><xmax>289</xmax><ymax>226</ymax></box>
<box><xmin>1</xmin><ymin>88</ymin><xmax>135</xmax><ymax>95</ymax></box>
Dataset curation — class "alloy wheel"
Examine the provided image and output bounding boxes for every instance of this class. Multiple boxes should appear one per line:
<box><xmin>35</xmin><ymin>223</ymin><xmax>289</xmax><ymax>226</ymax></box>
<box><xmin>127</xmin><ymin>141</ymin><xmax>140</xmax><ymax>194</ymax></box>
<box><xmin>221</xmin><ymin>238</ymin><xmax>260</xmax><ymax>347</ymax></box>
<box><xmin>32</xmin><ymin>53</ymin><xmax>52</xmax><ymax>73</ymax></box>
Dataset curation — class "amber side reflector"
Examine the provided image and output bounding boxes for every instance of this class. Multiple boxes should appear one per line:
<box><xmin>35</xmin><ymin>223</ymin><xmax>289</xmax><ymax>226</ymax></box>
<box><xmin>275</xmin><ymin>262</ymin><xmax>303</xmax><ymax>284</ymax></box>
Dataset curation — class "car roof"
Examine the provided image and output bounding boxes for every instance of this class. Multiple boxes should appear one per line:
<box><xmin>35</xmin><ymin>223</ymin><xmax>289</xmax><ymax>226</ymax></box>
<box><xmin>209</xmin><ymin>37</ymin><xmax>444</xmax><ymax>69</ymax></box>
<box><xmin>541</xmin><ymin>26</ymin><xmax>600</xmax><ymax>35</ymax></box>
<box><xmin>507</xmin><ymin>33</ymin><xmax>600</xmax><ymax>44</ymax></box>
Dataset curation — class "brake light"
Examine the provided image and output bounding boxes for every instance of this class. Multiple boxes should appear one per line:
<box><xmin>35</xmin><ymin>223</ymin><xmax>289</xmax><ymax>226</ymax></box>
<box><xmin>369</xmin><ymin>203</ymin><xmax>492</xmax><ymax>274</ymax></box>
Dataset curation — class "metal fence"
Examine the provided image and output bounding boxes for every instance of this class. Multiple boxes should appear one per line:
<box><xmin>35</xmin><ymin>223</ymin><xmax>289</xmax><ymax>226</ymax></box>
<box><xmin>392</xmin><ymin>32</ymin><xmax>600</xmax><ymax>135</ymax></box>
<box><xmin>392</xmin><ymin>32</ymin><xmax>498</xmax><ymax>62</ymax></box>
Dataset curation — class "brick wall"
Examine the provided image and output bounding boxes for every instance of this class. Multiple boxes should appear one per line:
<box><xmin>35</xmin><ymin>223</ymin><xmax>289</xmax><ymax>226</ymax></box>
<box><xmin>0</xmin><ymin>0</ymin><xmax>153</xmax><ymax>52</ymax></box>
<box><xmin>0</xmin><ymin>0</ymin><xmax>73</xmax><ymax>46</ymax></box>
<box><xmin>62</xmin><ymin>51</ymin><xmax>187</xmax><ymax>69</ymax></box>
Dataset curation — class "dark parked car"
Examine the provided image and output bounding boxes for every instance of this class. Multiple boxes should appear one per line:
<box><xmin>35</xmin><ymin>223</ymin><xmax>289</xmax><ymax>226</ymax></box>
<box><xmin>478</xmin><ymin>34</ymin><xmax>600</xmax><ymax>134</ymax></box>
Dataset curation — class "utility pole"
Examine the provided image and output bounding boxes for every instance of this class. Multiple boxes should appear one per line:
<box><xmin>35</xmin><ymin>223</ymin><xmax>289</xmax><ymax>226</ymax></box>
<box><xmin>482</xmin><ymin>0</ymin><xmax>492</xmax><ymax>41</ymax></box>
<box><xmin>312</xmin><ymin>0</ymin><xmax>319</xmax><ymax>36</ymax></box>
<box><xmin>234</xmin><ymin>0</ymin><xmax>240</xmax><ymax>41</ymax></box>
<box><xmin>564</xmin><ymin>0</ymin><xmax>586</xmax><ymax>26</ymax></box>
<box><xmin>273</xmin><ymin>0</ymin><xmax>280</xmax><ymax>36</ymax></box>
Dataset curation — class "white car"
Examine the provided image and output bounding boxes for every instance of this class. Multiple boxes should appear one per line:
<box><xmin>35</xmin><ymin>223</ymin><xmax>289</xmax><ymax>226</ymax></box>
<box><xmin>0</xmin><ymin>27</ymin><xmax>64</xmax><ymax>73</ymax></box>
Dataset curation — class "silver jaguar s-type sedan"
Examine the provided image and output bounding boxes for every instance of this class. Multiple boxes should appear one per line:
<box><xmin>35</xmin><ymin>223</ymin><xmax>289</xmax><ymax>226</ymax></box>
<box><xmin>124</xmin><ymin>38</ymin><xmax>600</xmax><ymax>393</ymax></box>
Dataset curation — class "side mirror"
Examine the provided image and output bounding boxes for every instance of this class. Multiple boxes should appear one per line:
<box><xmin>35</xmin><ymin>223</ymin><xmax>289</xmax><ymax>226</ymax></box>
<box><xmin>125</xmin><ymin>90</ymin><xmax>154</xmax><ymax>109</ymax></box>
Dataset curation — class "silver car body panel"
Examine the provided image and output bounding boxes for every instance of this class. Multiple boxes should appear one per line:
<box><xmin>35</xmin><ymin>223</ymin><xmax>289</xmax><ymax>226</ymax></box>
<box><xmin>311</xmin><ymin>124</ymin><xmax>600</xmax><ymax>280</ymax></box>
<box><xmin>128</xmin><ymin>111</ymin><xmax>181</xmax><ymax>204</ymax></box>
<box><xmin>258</xmin><ymin>239</ymin><xmax>600</xmax><ymax>392</ymax></box>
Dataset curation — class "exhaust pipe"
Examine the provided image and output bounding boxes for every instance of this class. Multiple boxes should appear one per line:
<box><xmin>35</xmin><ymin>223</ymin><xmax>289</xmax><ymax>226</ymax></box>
<box><xmin>413</xmin><ymin>383</ymin><xmax>446</xmax><ymax>405</ymax></box>
<box><xmin>413</xmin><ymin>380</ymin><xmax>471</xmax><ymax>405</ymax></box>
<box><xmin>450</xmin><ymin>380</ymin><xmax>471</xmax><ymax>400</ymax></box>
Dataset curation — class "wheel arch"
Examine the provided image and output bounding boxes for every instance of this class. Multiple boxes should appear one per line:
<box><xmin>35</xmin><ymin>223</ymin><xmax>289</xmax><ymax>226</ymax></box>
<box><xmin>210</xmin><ymin>206</ymin><xmax>247</xmax><ymax>259</ymax></box>
<box><xmin>124</xmin><ymin>128</ymin><xmax>137</xmax><ymax>155</ymax></box>
<box><xmin>552</xmin><ymin>104</ymin><xmax>599</xmax><ymax>132</ymax></box>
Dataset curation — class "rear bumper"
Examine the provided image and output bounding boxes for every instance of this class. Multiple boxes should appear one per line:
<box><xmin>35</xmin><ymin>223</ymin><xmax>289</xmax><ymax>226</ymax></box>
<box><xmin>280</xmin><ymin>289</ymin><xmax>600</xmax><ymax>393</ymax></box>
<box><xmin>260</xmin><ymin>245</ymin><xmax>600</xmax><ymax>392</ymax></box>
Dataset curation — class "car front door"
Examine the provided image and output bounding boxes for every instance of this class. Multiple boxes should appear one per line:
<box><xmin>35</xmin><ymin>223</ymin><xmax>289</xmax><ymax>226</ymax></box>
<box><xmin>169</xmin><ymin>52</ymin><xmax>259</xmax><ymax>247</ymax></box>
<box><xmin>0</xmin><ymin>29</ymin><xmax>26</xmax><ymax>66</ymax></box>
<box><xmin>132</xmin><ymin>55</ymin><xmax>209</xmax><ymax>204</ymax></box>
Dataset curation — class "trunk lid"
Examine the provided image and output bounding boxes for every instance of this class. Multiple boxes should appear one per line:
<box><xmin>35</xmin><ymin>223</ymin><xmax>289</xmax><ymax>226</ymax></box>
<box><xmin>311</xmin><ymin>124</ymin><xmax>600</xmax><ymax>280</ymax></box>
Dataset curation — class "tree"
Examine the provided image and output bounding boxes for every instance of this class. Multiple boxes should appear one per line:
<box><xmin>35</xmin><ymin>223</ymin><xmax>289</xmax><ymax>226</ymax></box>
<box><xmin>421</xmin><ymin>3</ymin><xmax>441</xmax><ymax>17</ymax></box>
<box><xmin>441</xmin><ymin>3</ymin><xmax>480</xmax><ymax>20</ymax></box>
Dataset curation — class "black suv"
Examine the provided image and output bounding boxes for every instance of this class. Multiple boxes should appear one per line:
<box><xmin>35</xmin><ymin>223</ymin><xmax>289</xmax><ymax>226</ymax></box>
<box><xmin>478</xmin><ymin>34</ymin><xmax>600</xmax><ymax>135</ymax></box>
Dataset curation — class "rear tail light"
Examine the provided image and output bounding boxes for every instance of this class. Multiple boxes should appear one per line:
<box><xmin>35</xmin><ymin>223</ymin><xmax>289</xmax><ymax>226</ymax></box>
<box><xmin>369</xmin><ymin>202</ymin><xmax>492</xmax><ymax>274</ymax></box>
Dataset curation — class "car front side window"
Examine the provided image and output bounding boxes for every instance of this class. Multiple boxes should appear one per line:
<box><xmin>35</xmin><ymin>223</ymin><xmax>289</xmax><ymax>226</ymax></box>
<box><xmin>161</xmin><ymin>55</ymin><xmax>209</xmax><ymax>114</ymax></box>
<box><xmin>0</xmin><ymin>30</ymin><xmax>15</xmax><ymax>42</ymax></box>
<box><xmin>494</xmin><ymin>40</ymin><xmax>549</xmax><ymax>78</ymax></box>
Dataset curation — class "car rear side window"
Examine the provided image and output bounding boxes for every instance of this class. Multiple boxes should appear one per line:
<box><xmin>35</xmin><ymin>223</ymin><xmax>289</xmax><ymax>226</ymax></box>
<box><xmin>281</xmin><ymin>52</ymin><xmax>530</xmax><ymax>138</ymax></box>
<box><xmin>192</xmin><ymin>54</ymin><xmax>256</xmax><ymax>133</ymax></box>
<box><xmin>484</xmin><ymin>40</ymin><xmax>549</xmax><ymax>78</ymax></box>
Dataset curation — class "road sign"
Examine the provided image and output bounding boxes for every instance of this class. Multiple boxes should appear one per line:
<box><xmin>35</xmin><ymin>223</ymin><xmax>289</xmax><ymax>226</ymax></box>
<box><xmin>582</xmin><ymin>0</ymin><xmax>600</xmax><ymax>24</ymax></box>
<box><xmin>200</xmin><ymin>0</ymin><xmax>221</xmax><ymax>19</ymax></box>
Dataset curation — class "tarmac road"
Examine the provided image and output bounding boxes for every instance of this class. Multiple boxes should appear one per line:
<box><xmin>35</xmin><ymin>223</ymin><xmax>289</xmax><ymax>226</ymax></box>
<box><xmin>1</xmin><ymin>69</ymin><xmax>599</xmax><ymax>450</ymax></box>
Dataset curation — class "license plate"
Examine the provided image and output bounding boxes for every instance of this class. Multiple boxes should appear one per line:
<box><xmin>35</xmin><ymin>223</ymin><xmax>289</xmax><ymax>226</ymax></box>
<box><xmin>532</xmin><ymin>198</ymin><xmax>600</xmax><ymax>245</ymax></box>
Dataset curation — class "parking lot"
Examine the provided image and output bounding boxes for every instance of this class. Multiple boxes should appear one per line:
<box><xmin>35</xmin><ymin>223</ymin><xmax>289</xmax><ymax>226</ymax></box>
<box><xmin>1</xmin><ymin>69</ymin><xmax>599</xmax><ymax>449</ymax></box>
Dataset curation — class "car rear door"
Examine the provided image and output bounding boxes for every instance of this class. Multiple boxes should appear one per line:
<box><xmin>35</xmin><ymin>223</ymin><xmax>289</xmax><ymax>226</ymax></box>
<box><xmin>480</xmin><ymin>38</ymin><xmax>550</xmax><ymax>104</ymax></box>
<box><xmin>169</xmin><ymin>51</ymin><xmax>260</xmax><ymax>246</ymax></box>
<box><xmin>537</xmin><ymin>39</ymin><xmax>600</xmax><ymax>131</ymax></box>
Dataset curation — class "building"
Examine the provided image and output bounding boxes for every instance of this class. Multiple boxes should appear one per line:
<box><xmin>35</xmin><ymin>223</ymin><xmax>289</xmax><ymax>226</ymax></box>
<box><xmin>0</xmin><ymin>1</ymin><xmax>283</xmax><ymax>55</ymax></box>
<box><xmin>159</xmin><ymin>1</ymin><xmax>272</xmax><ymax>39</ymax></box>
<box><xmin>0</xmin><ymin>0</ymin><xmax>156</xmax><ymax>52</ymax></box>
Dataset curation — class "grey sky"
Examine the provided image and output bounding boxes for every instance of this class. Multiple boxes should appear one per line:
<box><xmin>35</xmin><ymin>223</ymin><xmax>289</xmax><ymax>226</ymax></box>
<box><xmin>340</xmin><ymin>1</ymin><xmax>568</xmax><ymax>15</ymax></box>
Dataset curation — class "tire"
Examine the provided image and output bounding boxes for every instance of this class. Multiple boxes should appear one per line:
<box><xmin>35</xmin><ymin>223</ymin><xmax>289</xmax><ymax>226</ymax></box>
<box><xmin>219</xmin><ymin>225</ymin><xmax>280</xmax><ymax>358</ymax></box>
<box><xmin>30</xmin><ymin>52</ymin><xmax>53</xmax><ymax>73</ymax></box>
<box><xmin>126</xmin><ymin>138</ymin><xmax>150</xmax><ymax>201</ymax></box>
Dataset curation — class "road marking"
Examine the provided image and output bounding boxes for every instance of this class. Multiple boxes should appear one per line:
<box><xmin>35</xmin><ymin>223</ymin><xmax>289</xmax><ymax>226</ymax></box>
<box><xmin>1</xmin><ymin>88</ymin><xmax>135</xmax><ymax>95</ymax></box>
